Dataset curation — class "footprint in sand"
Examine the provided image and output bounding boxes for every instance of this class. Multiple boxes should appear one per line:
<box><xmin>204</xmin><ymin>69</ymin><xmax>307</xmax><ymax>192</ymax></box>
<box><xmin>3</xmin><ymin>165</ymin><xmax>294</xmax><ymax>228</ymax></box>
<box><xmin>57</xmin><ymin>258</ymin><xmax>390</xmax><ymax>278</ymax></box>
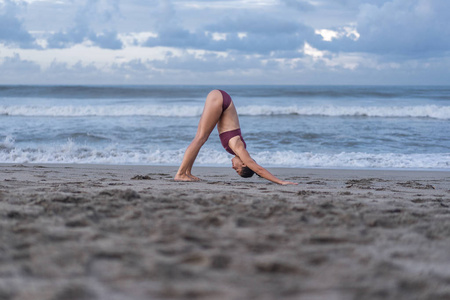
<box><xmin>397</xmin><ymin>181</ymin><xmax>435</xmax><ymax>190</ymax></box>
<box><xmin>131</xmin><ymin>175</ymin><xmax>153</xmax><ymax>180</ymax></box>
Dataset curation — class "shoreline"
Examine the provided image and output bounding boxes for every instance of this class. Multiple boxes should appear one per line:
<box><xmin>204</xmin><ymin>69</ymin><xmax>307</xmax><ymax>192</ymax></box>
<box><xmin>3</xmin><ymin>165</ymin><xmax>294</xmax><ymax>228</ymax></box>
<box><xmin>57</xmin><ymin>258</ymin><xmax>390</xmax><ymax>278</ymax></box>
<box><xmin>2</xmin><ymin>162</ymin><xmax>449</xmax><ymax>172</ymax></box>
<box><xmin>1</xmin><ymin>163</ymin><xmax>449</xmax><ymax>300</ymax></box>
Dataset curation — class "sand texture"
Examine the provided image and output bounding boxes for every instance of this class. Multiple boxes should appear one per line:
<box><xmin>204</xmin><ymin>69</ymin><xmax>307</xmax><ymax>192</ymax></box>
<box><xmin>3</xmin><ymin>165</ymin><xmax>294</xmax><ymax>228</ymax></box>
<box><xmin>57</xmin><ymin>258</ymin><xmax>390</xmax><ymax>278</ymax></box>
<box><xmin>1</xmin><ymin>164</ymin><xmax>449</xmax><ymax>300</ymax></box>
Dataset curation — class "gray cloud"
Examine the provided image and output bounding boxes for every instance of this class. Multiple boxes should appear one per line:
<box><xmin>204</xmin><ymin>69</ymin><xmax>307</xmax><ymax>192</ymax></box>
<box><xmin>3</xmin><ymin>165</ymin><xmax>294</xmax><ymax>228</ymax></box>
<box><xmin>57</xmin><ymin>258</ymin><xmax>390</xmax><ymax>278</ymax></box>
<box><xmin>0</xmin><ymin>0</ymin><xmax>37</xmax><ymax>48</ymax></box>
<box><xmin>144</xmin><ymin>28</ymin><xmax>311</xmax><ymax>54</ymax></box>
<box><xmin>0</xmin><ymin>55</ymin><xmax>123</xmax><ymax>85</ymax></box>
<box><xmin>47</xmin><ymin>0</ymin><xmax>123</xmax><ymax>49</ymax></box>
<box><xmin>357</xmin><ymin>0</ymin><xmax>450</xmax><ymax>56</ymax></box>
<box><xmin>314</xmin><ymin>0</ymin><xmax>450</xmax><ymax>57</ymax></box>
<box><xmin>280</xmin><ymin>0</ymin><xmax>315</xmax><ymax>11</ymax></box>
<box><xmin>145</xmin><ymin>6</ymin><xmax>319</xmax><ymax>54</ymax></box>
<box><xmin>0</xmin><ymin>53</ymin><xmax>40</xmax><ymax>73</ymax></box>
<box><xmin>0</xmin><ymin>53</ymin><xmax>42</xmax><ymax>84</ymax></box>
<box><xmin>149</xmin><ymin>51</ymin><xmax>267</xmax><ymax>72</ymax></box>
<box><xmin>206</xmin><ymin>13</ymin><xmax>303</xmax><ymax>35</ymax></box>
<box><xmin>2</xmin><ymin>51</ymin><xmax>450</xmax><ymax>85</ymax></box>
<box><xmin>89</xmin><ymin>30</ymin><xmax>123</xmax><ymax>50</ymax></box>
<box><xmin>48</xmin><ymin>29</ymin><xmax>123</xmax><ymax>50</ymax></box>
<box><xmin>319</xmin><ymin>0</ymin><xmax>391</xmax><ymax>9</ymax></box>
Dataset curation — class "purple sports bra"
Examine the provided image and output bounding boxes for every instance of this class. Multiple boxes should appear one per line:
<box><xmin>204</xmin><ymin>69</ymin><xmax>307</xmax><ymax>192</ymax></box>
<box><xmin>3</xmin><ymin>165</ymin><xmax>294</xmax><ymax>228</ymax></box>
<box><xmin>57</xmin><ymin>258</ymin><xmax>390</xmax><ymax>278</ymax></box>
<box><xmin>217</xmin><ymin>90</ymin><xmax>246</xmax><ymax>156</ymax></box>
<box><xmin>219</xmin><ymin>128</ymin><xmax>246</xmax><ymax>156</ymax></box>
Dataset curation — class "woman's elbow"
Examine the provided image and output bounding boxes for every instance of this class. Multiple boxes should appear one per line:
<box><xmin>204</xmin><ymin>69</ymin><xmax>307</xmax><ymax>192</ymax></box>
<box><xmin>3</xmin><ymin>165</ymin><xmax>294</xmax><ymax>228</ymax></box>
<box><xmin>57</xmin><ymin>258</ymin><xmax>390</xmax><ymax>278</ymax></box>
<box><xmin>251</xmin><ymin>165</ymin><xmax>264</xmax><ymax>175</ymax></box>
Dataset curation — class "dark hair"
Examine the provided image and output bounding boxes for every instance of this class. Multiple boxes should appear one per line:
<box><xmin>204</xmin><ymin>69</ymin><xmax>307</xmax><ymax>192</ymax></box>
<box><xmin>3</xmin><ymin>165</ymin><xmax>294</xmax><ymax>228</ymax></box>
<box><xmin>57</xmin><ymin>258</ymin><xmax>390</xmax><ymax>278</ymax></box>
<box><xmin>240</xmin><ymin>166</ymin><xmax>255</xmax><ymax>178</ymax></box>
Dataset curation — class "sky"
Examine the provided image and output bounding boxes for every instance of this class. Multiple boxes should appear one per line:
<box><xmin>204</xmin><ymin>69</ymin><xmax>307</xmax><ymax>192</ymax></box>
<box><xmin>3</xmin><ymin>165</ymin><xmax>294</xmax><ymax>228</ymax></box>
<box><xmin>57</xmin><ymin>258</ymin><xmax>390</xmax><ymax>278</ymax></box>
<box><xmin>0</xmin><ymin>0</ymin><xmax>449</xmax><ymax>85</ymax></box>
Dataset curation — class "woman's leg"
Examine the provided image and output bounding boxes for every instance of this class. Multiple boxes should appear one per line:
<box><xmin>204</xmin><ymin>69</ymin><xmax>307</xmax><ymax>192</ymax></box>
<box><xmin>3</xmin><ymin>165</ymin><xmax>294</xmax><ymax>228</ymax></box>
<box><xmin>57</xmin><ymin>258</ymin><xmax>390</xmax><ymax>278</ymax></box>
<box><xmin>175</xmin><ymin>90</ymin><xmax>223</xmax><ymax>181</ymax></box>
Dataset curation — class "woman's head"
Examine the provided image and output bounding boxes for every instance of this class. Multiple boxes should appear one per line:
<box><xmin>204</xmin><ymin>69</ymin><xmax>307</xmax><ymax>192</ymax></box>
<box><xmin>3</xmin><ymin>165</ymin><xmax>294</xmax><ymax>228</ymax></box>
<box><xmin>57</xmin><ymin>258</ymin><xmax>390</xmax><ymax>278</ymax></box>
<box><xmin>240</xmin><ymin>166</ymin><xmax>255</xmax><ymax>178</ymax></box>
<box><xmin>231</xmin><ymin>157</ymin><xmax>255</xmax><ymax>178</ymax></box>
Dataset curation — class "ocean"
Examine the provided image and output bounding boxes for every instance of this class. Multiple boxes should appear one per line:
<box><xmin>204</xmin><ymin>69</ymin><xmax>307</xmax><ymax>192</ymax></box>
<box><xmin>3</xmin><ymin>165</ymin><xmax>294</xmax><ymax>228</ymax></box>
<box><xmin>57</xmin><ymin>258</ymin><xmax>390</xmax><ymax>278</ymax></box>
<box><xmin>1</xmin><ymin>85</ymin><xmax>449</xmax><ymax>170</ymax></box>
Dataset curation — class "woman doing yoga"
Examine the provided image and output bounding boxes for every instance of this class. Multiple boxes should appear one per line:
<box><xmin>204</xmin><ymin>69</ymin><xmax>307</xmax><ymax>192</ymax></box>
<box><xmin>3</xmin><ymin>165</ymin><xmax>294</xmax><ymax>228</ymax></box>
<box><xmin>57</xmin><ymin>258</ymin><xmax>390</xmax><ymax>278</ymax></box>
<box><xmin>175</xmin><ymin>90</ymin><xmax>297</xmax><ymax>185</ymax></box>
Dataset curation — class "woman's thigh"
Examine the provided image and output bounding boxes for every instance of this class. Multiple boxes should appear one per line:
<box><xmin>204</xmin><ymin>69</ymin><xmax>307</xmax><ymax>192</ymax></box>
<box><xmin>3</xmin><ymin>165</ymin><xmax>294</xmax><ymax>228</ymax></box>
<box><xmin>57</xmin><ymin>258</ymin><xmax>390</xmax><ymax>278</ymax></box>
<box><xmin>196</xmin><ymin>90</ymin><xmax>223</xmax><ymax>137</ymax></box>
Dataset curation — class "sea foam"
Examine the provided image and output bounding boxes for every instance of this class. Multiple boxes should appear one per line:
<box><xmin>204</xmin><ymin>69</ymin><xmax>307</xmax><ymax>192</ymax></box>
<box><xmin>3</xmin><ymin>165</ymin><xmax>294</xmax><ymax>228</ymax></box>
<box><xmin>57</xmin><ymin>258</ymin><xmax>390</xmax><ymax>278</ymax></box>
<box><xmin>1</xmin><ymin>138</ymin><xmax>448</xmax><ymax>169</ymax></box>
<box><xmin>1</xmin><ymin>104</ymin><xmax>449</xmax><ymax>119</ymax></box>
<box><xmin>240</xmin><ymin>105</ymin><xmax>450</xmax><ymax>119</ymax></box>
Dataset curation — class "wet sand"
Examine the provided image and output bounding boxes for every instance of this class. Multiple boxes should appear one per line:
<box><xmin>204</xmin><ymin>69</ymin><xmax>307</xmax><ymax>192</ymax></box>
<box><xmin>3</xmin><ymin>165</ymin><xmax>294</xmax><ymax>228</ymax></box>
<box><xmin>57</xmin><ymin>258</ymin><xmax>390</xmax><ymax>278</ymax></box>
<box><xmin>0</xmin><ymin>164</ymin><xmax>449</xmax><ymax>300</ymax></box>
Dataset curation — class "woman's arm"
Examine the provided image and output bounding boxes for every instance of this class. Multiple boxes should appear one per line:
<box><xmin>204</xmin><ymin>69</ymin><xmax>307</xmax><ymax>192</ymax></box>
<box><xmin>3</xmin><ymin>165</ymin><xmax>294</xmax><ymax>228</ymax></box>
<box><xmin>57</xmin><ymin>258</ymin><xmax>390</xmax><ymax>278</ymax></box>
<box><xmin>231</xmin><ymin>138</ymin><xmax>297</xmax><ymax>185</ymax></box>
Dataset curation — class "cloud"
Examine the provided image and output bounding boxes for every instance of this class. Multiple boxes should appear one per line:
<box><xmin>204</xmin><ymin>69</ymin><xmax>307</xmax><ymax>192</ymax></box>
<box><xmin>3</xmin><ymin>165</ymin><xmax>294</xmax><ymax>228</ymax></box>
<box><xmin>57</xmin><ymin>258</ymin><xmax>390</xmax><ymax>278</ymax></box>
<box><xmin>0</xmin><ymin>0</ymin><xmax>37</xmax><ymax>48</ymax></box>
<box><xmin>314</xmin><ymin>0</ymin><xmax>450</xmax><ymax>57</ymax></box>
<box><xmin>0</xmin><ymin>53</ymin><xmax>124</xmax><ymax>84</ymax></box>
<box><xmin>0</xmin><ymin>52</ymin><xmax>40</xmax><ymax>72</ymax></box>
<box><xmin>356</xmin><ymin>0</ymin><xmax>450</xmax><ymax>55</ymax></box>
<box><xmin>46</xmin><ymin>0</ymin><xmax>123</xmax><ymax>49</ymax></box>
<box><xmin>48</xmin><ymin>29</ymin><xmax>123</xmax><ymax>50</ymax></box>
<box><xmin>2</xmin><ymin>48</ymin><xmax>450</xmax><ymax>85</ymax></box>
<box><xmin>144</xmin><ymin>2</ymin><xmax>318</xmax><ymax>55</ymax></box>
<box><xmin>89</xmin><ymin>30</ymin><xmax>123</xmax><ymax>50</ymax></box>
<box><xmin>149</xmin><ymin>50</ymin><xmax>267</xmax><ymax>72</ymax></box>
<box><xmin>280</xmin><ymin>0</ymin><xmax>315</xmax><ymax>11</ymax></box>
<box><xmin>0</xmin><ymin>53</ymin><xmax>42</xmax><ymax>84</ymax></box>
<box><xmin>144</xmin><ymin>26</ymin><xmax>311</xmax><ymax>55</ymax></box>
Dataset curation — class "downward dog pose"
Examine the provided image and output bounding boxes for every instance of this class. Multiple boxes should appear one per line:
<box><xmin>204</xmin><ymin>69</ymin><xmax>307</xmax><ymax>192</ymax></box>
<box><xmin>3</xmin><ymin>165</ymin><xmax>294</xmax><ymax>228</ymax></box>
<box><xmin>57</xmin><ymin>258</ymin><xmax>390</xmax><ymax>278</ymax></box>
<box><xmin>175</xmin><ymin>90</ymin><xmax>297</xmax><ymax>185</ymax></box>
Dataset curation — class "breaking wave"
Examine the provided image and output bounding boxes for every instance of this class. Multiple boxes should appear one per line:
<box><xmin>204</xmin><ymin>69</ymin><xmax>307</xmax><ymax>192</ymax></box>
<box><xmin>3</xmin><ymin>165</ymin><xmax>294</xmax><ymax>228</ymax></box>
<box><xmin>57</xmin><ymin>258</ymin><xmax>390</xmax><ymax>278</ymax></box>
<box><xmin>1</xmin><ymin>138</ymin><xmax>448</xmax><ymax>169</ymax></box>
<box><xmin>1</xmin><ymin>104</ymin><xmax>449</xmax><ymax>119</ymax></box>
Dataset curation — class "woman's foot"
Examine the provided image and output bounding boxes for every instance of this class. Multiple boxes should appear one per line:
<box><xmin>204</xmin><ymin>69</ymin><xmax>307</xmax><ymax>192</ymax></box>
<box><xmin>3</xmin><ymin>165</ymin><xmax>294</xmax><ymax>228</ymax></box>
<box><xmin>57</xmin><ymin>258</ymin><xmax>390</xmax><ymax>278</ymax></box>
<box><xmin>174</xmin><ymin>173</ymin><xmax>200</xmax><ymax>182</ymax></box>
<box><xmin>187</xmin><ymin>173</ymin><xmax>201</xmax><ymax>181</ymax></box>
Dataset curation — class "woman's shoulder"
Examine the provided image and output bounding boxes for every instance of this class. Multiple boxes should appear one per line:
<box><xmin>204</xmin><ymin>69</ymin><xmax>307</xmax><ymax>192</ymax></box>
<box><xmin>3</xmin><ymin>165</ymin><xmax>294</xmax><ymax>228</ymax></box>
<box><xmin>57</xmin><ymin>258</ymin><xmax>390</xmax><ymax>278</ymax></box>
<box><xmin>228</xmin><ymin>134</ymin><xmax>245</xmax><ymax>149</ymax></box>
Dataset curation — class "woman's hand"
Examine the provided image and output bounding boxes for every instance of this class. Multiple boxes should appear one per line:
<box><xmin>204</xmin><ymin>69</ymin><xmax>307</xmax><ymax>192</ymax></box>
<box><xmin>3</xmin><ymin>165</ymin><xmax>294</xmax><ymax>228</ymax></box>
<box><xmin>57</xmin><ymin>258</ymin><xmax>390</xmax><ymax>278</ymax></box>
<box><xmin>280</xmin><ymin>180</ymin><xmax>298</xmax><ymax>185</ymax></box>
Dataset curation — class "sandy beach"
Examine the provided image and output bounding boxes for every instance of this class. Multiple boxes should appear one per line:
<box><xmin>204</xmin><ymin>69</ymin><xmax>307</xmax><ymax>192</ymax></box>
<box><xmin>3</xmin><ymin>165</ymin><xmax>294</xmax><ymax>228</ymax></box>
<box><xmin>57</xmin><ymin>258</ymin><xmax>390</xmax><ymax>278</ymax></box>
<box><xmin>0</xmin><ymin>163</ymin><xmax>449</xmax><ymax>300</ymax></box>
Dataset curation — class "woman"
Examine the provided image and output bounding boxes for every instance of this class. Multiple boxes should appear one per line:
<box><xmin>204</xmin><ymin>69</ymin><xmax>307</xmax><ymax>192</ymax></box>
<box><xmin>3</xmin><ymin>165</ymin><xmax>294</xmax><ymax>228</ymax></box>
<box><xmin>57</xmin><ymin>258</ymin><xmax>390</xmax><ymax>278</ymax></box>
<box><xmin>175</xmin><ymin>90</ymin><xmax>297</xmax><ymax>185</ymax></box>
